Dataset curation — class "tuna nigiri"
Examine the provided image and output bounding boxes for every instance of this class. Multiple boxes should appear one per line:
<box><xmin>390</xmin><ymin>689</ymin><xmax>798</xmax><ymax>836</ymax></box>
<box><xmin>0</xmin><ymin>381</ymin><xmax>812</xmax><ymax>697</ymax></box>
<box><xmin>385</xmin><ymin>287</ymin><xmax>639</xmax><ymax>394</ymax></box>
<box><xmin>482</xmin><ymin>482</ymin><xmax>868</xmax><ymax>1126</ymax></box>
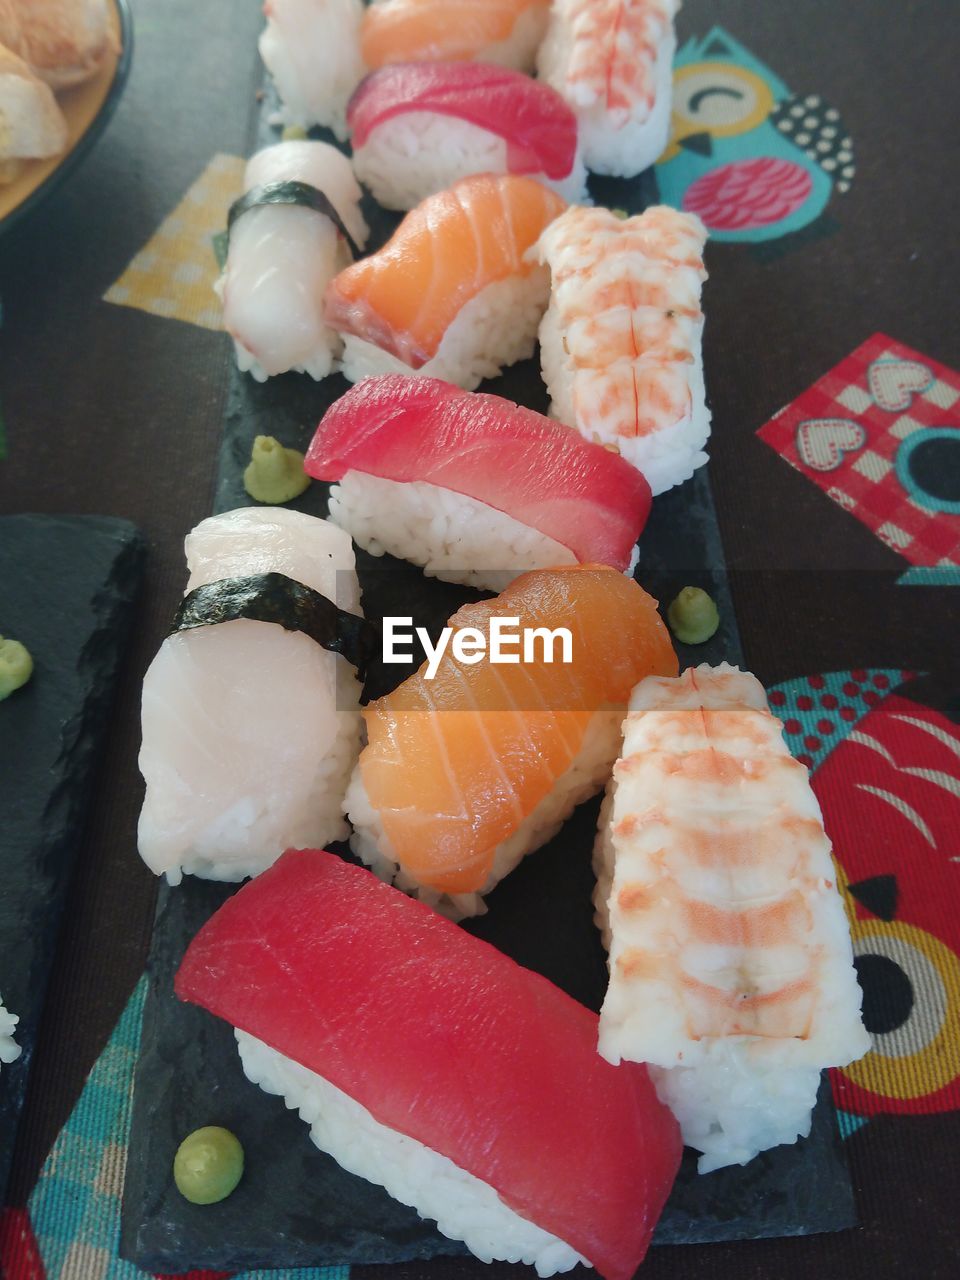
<box><xmin>217</xmin><ymin>141</ymin><xmax>369</xmax><ymax>382</ymax></box>
<box><xmin>347</xmin><ymin>565</ymin><xmax>677</xmax><ymax>917</ymax></box>
<box><xmin>537</xmin><ymin>204</ymin><xmax>710</xmax><ymax>495</ymax></box>
<box><xmin>361</xmin><ymin>0</ymin><xmax>551</xmax><ymax>74</ymax></box>
<box><xmin>137</xmin><ymin>508</ymin><xmax>367</xmax><ymax>884</ymax></box>
<box><xmin>348</xmin><ymin>61</ymin><xmax>588</xmax><ymax>210</ymax></box>
<box><xmin>176</xmin><ymin>848</ymin><xmax>682</xmax><ymax>1279</ymax></box>
<box><xmin>593</xmin><ymin>664</ymin><xmax>870</xmax><ymax>1172</ymax></box>
<box><xmin>325</xmin><ymin>173</ymin><xmax>566</xmax><ymax>390</ymax></box>
<box><xmin>305</xmin><ymin>374</ymin><xmax>652</xmax><ymax>589</ymax></box>
<box><xmin>259</xmin><ymin>0</ymin><xmax>365</xmax><ymax>139</ymax></box>
<box><xmin>538</xmin><ymin>0</ymin><xmax>678</xmax><ymax>177</ymax></box>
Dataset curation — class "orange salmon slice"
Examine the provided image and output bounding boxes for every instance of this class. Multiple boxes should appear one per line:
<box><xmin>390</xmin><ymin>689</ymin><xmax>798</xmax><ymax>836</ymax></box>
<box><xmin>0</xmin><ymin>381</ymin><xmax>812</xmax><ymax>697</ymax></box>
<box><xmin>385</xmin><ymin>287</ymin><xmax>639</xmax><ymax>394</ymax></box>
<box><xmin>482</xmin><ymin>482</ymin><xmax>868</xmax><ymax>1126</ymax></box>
<box><xmin>325</xmin><ymin>173</ymin><xmax>566</xmax><ymax>367</ymax></box>
<box><xmin>361</xmin><ymin>0</ymin><xmax>550</xmax><ymax>68</ymax></box>
<box><xmin>359</xmin><ymin>566</ymin><xmax>677</xmax><ymax>894</ymax></box>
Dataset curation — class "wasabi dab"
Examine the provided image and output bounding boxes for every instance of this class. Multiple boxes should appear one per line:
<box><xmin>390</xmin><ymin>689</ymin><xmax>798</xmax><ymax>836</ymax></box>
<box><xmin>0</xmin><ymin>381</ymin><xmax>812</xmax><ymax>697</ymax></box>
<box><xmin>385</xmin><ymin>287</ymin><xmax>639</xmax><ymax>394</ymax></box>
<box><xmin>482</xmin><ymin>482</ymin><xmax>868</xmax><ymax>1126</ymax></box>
<box><xmin>0</xmin><ymin>637</ymin><xmax>33</xmax><ymax>700</ymax></box>
<box><xmin>667</xmin><ymin>587</ymin><xmax>719</xmax><ymax>645</ymax></box>
<box><xmin>173</xmin><ymin>1126</ymin><xmax>244</xmax><ymax>1205</ymax></box>
<box><xmin>281</xmin><ymin>124</ymin><xmax>308</xmax><ymax>141</ymax></box>
<box><xmin>243</xmin><ymin>435</ymin><xmax>311</xmax><ymax>505</ymax></box>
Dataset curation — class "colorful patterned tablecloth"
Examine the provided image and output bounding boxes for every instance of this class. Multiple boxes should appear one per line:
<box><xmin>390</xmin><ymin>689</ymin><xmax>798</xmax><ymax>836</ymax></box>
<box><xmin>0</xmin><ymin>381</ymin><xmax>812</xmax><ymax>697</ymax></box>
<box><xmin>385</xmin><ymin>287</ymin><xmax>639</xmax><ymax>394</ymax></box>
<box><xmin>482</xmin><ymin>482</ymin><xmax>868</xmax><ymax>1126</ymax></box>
<box><xmin>0</xmin><ymin>0</ymin><xmax>958</xmax><ymax>1278</ymax></box>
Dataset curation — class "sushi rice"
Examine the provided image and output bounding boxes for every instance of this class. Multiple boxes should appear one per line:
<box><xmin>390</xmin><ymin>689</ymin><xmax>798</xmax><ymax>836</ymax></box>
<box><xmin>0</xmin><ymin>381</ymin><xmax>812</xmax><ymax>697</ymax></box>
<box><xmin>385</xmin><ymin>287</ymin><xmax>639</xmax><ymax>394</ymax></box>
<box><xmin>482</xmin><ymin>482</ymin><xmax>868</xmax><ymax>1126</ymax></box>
<box><xmin>329</xmin><ymin>472</ymin><xmax>577</xmax><ymax>592</ymax></box>
<box><xmin>338</xmin><ymin>270</ymin><xmax>552</xmax><ymax>392</ymax></box>
<box><xmin>347</xmin><ymin>703</ymin><xmax>626</xmax><ymax>918</ymax></box>
<box><xmin>593</xmin><ymin>664</ymin><xmax>870</xmax><ymax>1172</ymax></box>
<box><xmin>237</xmin><ymin>1031</ymin><xmax>587</xmax><ymax>1276</ymax></box>
<box><xmin>138</xmin><ymin>509</ymin><xmax>365</xmax><ymax>885</ymax></box>
<box><xmin>0</xmin><ymin>997</ymin><xmax>21</xmax><ymax>1069</ymax></box>
<box><xmin>593</xmin><ymin>790</ymin><xmax>824</xmax><ymax>1172</ymax></box>
<box><xmin>259</xmin><ymin>0</ymin><xmax>365</xmax><ymax>139</ymax></box>
<box><xmin>352</xmin><ymin>112</ymin><xmax>589</xmax><ymax>211</ymax></box>
<box><xmin>217</xmin><ymin>141</ymin><xmax>369</xmax><ymax>383</ymax></box>
<box><xmin>539</xmin><ymin>302</ymin><xmax>709</xmax><ymax>496</ymax></box>
<box><xmin>537</xmin><ymin>1</ymin><xmax>678</xmax><ymax>178</ymax></box>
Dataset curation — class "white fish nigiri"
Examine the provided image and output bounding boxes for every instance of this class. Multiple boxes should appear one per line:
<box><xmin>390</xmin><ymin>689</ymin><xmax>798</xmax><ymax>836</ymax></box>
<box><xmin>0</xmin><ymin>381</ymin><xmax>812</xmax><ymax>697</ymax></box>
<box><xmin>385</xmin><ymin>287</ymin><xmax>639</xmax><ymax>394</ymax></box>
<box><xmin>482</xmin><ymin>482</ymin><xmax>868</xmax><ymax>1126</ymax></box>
<box><xmin>0</xmin><ymin>997</ymin><xmax>20</xmax><ymax>1069</ymax></box>
<box><xmin>217</xmin><ymin>141</ymin><xmax>369</xmax><ymax>382</ymax></box>
<box><xmin>259</xmin><ymin>0</ymin><xmax>365</xmax><ymax>139</ymax></box>
<box><xmin>593</xmin><ymin>664</ymin><xmax>870</xmax><ymax>1172</ymax></box>
<box><xmin>138</xmin><ymin>508</ymin><xmax>365</xmax><ymax>885</ymax></box>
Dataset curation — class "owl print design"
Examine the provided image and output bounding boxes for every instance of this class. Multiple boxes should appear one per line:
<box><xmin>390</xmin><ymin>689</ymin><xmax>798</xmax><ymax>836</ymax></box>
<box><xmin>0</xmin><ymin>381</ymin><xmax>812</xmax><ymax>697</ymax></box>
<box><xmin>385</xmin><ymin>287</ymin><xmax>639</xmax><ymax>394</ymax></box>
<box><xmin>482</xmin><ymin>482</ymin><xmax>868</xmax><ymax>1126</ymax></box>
<box><xmin>656</xmin><ymin>27</ymin><xmax>856</xmax><ymax>242</ymax></box>
<box><xmin>770</xmin><ymin>670</ymin><xmax>960</xmax><ymax>1125</ymax></box>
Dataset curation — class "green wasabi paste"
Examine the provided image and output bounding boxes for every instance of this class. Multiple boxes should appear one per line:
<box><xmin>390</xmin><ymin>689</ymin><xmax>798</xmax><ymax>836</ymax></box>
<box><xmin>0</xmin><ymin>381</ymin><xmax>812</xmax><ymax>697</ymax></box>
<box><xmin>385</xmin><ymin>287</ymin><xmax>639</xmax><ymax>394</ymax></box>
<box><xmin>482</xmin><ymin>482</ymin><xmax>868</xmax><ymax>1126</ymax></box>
<box><xmin>281</xmin><ymin>124</ymin><xmax>308</xmax><ymax>141</ymax></box>
<box><xmin>667</xmin><ymin>587</ymin><xmax>720</xmax><ymax>645</ymax></box>
<box><xmin>0</xmin><ymin>637</ymin><xmax>33</xmax><ymax>699</ymax></box>
<box><xmin>243</xmin><ymin>435</ymin><xmax>311</xmax><ymax>505</ymax></box>
<box><xmin>173</xmin><ymin>1126</ymin><xmax>244</xmax><ymax>1205</ymax></box>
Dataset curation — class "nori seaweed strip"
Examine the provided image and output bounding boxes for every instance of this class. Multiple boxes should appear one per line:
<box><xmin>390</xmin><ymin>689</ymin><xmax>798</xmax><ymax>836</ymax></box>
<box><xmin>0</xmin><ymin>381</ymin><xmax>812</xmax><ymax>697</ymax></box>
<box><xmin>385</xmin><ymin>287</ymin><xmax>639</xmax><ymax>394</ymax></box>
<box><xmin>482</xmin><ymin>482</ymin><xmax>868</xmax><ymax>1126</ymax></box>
<box><xmin>170</xmin><ymin>573</ymin><xmax>374</xmax><ymax>678</ymax></box>
<box><xmin>227</xmin><ymin>181</ymin><xmax>362</xmax><ymax>259</ymax></box>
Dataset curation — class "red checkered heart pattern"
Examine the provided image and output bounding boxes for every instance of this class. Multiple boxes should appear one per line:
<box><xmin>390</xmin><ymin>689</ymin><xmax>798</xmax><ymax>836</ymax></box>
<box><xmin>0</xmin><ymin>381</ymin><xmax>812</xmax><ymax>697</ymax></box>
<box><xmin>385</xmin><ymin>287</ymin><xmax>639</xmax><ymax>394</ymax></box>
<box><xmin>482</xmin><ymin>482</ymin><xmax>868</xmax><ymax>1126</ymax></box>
<box><xmin>758</xmin><ymin>334</ymin><xmax>960</xmax><ymax>570</ymax></box>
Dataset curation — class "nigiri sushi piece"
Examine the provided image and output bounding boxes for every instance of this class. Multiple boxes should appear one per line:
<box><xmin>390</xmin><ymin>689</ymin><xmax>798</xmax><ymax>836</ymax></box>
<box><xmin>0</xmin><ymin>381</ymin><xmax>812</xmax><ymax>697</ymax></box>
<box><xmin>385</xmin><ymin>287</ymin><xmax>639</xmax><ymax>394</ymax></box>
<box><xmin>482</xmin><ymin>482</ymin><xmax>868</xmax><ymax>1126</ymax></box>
<box><xmin>361</xmin><ymin>0</ymin><xmax>551</xmax><ymax>74</ymax></box>
<box><xmin>305</xmin><ymin>374</ymin><xmax>652</xmax><ymax>589</ymax></box>
<box><xmin>536</xmin><ymin>204</ymin><xmax>710</xmax><ymax>495</ymax></box>
<box><xmin>0</xmin><ymin>997</ymin><xmax>21</xmax><ymax>1070</ymax></box>
<box><xmin>138</xmin><ymin>508</ymin><xmax>367</xmax><ymax>885</ymax></box>
<box><xmin>325</xmin><ymin>173</ymin><xmax>566</xmax><ymax>390</ymax></box>
<box><xmin>216</xmin><ymin>141</ymin><xmax>369</xmax><ymax>382</ymax></box>
<box><xmin>348</xmin><ymin>61</ymin><xmax>588</xmax><ymax>210</ymax></box>
<box><xmin>258</xmin><ymin>0</ymin><xmax>364</xmax><ymax>139</ymax></box>
<box><xmin>0</xmin><ymin>0</ymin><xmax>115</xmax><ymax>89</ymax></box>
<box><xmin>538</xmin><ymin>0</ymin><xmax>678</xmax><ymax>177</ymax></box>
<box><xmin>593</xmin><ymin>664</ymin><xmax>870</xmax><ymax>1173</ymax></box>
<box><xmin>347</xmin><ymin>565</ymin><xmax>677</xmax><ymax>917</ymax></box>
<box><xmin>176</xmin><ymin>848</ymin><xmax>682</xmax><ymax>1279</ymax></box>
<box><xmin>0</xmin><ymin>43</ymin><xmax>67</xmax><ymax>181</ymax></box>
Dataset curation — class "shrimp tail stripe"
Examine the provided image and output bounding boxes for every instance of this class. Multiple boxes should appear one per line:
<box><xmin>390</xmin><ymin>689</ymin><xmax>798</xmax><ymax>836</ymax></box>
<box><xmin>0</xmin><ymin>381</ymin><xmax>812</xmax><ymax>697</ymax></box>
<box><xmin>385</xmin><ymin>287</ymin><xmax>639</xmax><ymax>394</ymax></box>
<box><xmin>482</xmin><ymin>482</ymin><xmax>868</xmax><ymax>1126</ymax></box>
<box><xmin>226</xmin><ymin>181</ymin><xmax>363</xmax><ymax>259</ymax></box>
<box><xmin>170</xmin><ymin>573</ymin><xmax>374</xmax><ymax>676</ymax></box>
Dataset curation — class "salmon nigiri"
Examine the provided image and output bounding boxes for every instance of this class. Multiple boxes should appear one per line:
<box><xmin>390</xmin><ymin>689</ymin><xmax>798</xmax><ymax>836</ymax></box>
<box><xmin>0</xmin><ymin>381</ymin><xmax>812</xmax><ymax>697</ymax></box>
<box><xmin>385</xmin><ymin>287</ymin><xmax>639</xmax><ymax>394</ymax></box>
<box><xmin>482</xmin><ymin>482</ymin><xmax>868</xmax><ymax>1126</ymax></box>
<box><xmin>346</xmin><ymin>565</ymin><xmax>677</xmax><ymax>917</ymax></box>
<box><xmin>361</xmin><ymin>0</ymin><xmax>551</xmax><ymax>74</ymax></box>
<box><xmin>593</xmin><ymin>664</ymin><xmax>870</xmax><ymax>1172</ymax></box>
<box><xmin>325</xmin><ymin>172</ymin><xmax>566</xmax><ymax>389</ymax></box>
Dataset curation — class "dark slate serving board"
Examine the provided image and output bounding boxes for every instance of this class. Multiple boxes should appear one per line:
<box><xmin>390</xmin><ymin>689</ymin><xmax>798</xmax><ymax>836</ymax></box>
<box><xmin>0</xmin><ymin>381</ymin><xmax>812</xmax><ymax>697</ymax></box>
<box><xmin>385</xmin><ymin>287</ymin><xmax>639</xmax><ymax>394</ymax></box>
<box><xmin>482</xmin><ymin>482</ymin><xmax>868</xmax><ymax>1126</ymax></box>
<box><xmin>0</xmin><ymin>514</ymin><xmax>144</xmax><ymax>1197</ymax></box>
<box><xmin>120</xmin><ymin>81</ymin><xmax>856</xmax><ymax>1274</ymax></box>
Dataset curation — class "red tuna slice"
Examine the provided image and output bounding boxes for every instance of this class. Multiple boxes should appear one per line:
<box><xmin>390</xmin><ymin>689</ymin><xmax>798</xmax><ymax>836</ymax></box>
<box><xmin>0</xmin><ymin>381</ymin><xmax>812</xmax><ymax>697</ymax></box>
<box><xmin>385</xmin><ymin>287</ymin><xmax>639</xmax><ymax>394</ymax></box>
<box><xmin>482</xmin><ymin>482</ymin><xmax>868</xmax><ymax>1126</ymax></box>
<box><xmin>176</xmin><ymin>849</ymin><xmax>681</xmax><ymax>1280</ymax></box>
<box><xmin>305</xmin><ymin>374</ymin><xmax>652</xmax><ymax>570</ymax></box>
<box><xmin>347</xmin><ymin>61</ymin><xmax>579</xmax><ymax>181</ymax></box>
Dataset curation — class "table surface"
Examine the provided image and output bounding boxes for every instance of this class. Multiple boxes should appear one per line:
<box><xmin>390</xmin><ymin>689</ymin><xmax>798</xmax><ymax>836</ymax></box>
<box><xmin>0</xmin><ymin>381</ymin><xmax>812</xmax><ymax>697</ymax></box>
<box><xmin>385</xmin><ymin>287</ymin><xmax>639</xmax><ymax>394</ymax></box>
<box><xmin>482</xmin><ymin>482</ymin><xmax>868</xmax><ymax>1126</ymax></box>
<box><xmin>0</xmin><ymin>1</ymin><xmax>958</xmax><ymax>1277</ymax></box>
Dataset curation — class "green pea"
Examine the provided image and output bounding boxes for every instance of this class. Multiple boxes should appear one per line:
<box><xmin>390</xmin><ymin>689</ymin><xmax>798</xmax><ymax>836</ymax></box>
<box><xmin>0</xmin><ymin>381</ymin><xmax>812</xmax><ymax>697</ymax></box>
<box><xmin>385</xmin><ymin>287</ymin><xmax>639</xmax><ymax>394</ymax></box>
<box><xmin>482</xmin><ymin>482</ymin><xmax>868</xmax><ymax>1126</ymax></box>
<box><xmin>173</xmin><ymin>1126</ymin><xmax>244</xmax><ymax>1204</ymax></box>
<box><xmin>667</xmin><ymin>587</ymin><xmax>720</xmax><ymax>645</ymax></box>
<box><xmin>281</xmin><ymin>124</ymin><xmax>308</xmax><ymax>141</ymax></box>
<box><xmin>0</xmin><ymin>637</ymin><xmax>33</xmax><ymax>700</ymax></box>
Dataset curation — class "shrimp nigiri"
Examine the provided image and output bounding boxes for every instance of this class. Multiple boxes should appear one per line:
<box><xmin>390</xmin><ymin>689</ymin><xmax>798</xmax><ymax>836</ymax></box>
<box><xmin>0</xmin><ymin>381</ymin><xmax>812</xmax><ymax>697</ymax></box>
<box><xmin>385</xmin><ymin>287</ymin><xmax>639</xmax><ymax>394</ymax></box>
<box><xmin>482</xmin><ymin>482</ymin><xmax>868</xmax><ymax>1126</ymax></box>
<box><xmin>536</xmin><ymin>203</ymin><xmax>710</xmax><ymax>495</ymax></box>
<box><xmin>593</xmin><ymin>664</ymin><xmax>870</xmax><ymax>1171</ymax></box>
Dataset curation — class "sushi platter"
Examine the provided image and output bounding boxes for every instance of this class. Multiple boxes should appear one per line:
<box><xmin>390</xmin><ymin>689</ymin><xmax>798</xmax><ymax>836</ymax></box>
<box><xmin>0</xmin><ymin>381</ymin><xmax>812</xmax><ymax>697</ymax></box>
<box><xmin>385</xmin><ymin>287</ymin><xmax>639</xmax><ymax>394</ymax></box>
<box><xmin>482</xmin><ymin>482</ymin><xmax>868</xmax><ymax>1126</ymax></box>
<box><xmin>0</xmin><ymin>0</ymin><xmax>132</xmax><ymax>238</ymax></box>
<box><xmin>0</xmin><ymin>515</ymin><xmax>144</xmax><ymax>1197</ymax></box>
<box><xmin>118</xmin><ymin>1</ymin><xmax>869</xmax><ymax>1275</ymax></box>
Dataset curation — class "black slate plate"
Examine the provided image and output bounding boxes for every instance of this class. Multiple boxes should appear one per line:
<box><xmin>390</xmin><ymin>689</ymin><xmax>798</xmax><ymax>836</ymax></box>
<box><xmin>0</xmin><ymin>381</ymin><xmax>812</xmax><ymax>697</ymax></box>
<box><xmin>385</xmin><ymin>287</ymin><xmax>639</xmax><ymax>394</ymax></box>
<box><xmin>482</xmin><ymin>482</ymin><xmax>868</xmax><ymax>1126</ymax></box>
<box><xmin>120</xmin><ymin>80</ymin><xmax>856</xmax><ymax>1272</ymax></box>
<box><xmin>0</xmin><ymin>514</ymin><xmax>144</xmax><ymax>1197</ymax></box>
